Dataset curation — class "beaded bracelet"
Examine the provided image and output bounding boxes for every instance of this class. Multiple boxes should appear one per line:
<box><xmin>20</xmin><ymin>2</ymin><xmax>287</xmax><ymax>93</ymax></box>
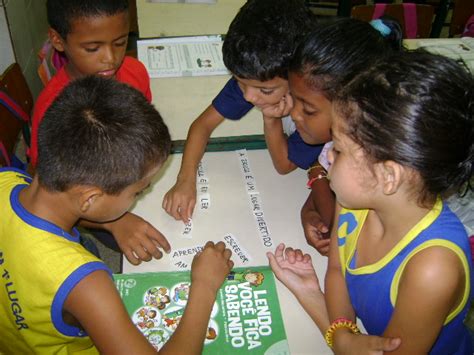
<box><xmin>324</xmin><ymin>318</ymin><xmax>360</xmax><ymax>348</ymax></box>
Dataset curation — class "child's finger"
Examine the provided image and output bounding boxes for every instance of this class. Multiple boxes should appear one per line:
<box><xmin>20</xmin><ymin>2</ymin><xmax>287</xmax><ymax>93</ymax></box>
<box><xmin>146</xmin><ymin>224</ymin><xmax>171</xmax><ymax>253</ymax></box>
<box><xmin>294</xmin><ymin>249</ymin><xmax>304</xmax><ymax>261</ymax></box>
<box><xmin>303</xmin><ymin>253</ymin><xmax>312</xmax><ymax>263</ymax></box>
<box><xmin>267</xmin><ymin>252</ymin><xmax>282</xmax><ymax>275</ymax></box>
<box><xmin>214</xmin><ymin>241</ymin><xmax>226</xmax><ymax>251</ymax></box>
<box><xmin>223</xmin><ymin>247</ymin><xmax>232</xmax><ymax>260</ymax></box>
<box><xmin>203</xmin><ymin>240</ymin><xmax>215</xmax><ymax>250</ymax></box>
<box><xmin>285</xmin><ymin>247</ymin><xmax>296</xmax><ymax>263</ymax></box>
<box><xmin>274</xmin><ymin>243</ymin><xmax>285</xmax><ymax>260</ymax></box>
<box><xmin>124</xmin><ymin>249</ymin><xmax>141</xmax><ymax>265</ymax></box>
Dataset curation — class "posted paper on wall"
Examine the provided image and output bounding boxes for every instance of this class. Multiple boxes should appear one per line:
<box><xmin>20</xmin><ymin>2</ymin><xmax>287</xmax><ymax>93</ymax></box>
<box><xmin>137</xmin><ymin>35</ymin><xmax>229</xmax><ymax>78</ymax></box>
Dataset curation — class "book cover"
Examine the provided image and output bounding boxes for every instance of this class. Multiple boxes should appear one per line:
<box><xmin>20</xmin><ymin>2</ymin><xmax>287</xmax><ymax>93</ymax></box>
<box><xmin>114</xmin><ymin>266</ymin><xmax>289</xmax><ymax>354</ymax></box>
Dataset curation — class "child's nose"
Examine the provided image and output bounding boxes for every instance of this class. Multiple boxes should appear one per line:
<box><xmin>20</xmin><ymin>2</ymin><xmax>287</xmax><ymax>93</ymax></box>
<box><xmin>102</xmin><ymin>46</ymin><xmax>116</xmax><ymax>65</ymax></box>
<box><xmin>290</xmin><ymin>104</ymin><xmax>302</xmax><ymax>123</ymax></box>
<box><xmin>242</xmin><ymin>87</ymin><xmax>259</xmax><ymax>104</ymax></box>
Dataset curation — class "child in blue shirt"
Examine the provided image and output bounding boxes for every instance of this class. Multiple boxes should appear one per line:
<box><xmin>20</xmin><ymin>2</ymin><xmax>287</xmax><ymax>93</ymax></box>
<box><xmin>163</xmin><ymin>0</ymin><xmax>319</xmax><ymax>222</ymax></box>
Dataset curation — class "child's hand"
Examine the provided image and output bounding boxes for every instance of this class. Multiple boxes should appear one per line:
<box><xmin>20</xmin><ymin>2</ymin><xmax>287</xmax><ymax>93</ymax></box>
<box><xmin>334</xmin><ymin>331</ymin><xmax>401</xmax><ymax>355</ymax></box>
<box><xmin>301</xmin><ymin>208</ymin><xmax>330</xmax><ymax>256</ymax></box>
<box><xmin>261</xmin><ymin>92</ymin><xmax>293</xmax><ymax>119</ymax></box>
<box><xmin>267</xmin><ymin>243</ymin><xmax>322</xmax><ymax>297</ymax></box>
<box><xmin>105</xmin><ymin>212</ymin><xmax>171</xmax><ymax>265</ymax></box>
<box><xmin>162</xmin><ymin>179</ymin><xmax>196</xmax><ymax>222</ymax></box>
<box><xmin>191</xmin><ymin>241</ymin><xmax>233</xmax><ymax>293</ymax></box>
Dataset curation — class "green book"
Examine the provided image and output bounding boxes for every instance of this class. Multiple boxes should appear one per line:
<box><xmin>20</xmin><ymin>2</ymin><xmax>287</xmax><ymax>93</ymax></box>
<box><xmin>114</xmin><ymin>266</ymin><xmax>289</xmax><ymax>354</ymax></box>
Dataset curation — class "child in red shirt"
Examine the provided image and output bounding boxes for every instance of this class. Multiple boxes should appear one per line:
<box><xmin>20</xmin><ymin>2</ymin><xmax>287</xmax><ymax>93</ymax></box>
<box><xmin>30</xmin><ymin>0</ymin><xmax>151</xmax><ymax>168</ymax></box>
<box><xmin>30</xmin><ymin>0</ymin><xmax>161</xmax><ymax>266</ymax></box>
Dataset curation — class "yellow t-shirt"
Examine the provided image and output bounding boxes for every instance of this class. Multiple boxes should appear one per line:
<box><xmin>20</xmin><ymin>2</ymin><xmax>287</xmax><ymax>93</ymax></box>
<box><xmin>0</xmin><ymin>169</ymin><xmax>110</xmax><ymax>354</ymax></box>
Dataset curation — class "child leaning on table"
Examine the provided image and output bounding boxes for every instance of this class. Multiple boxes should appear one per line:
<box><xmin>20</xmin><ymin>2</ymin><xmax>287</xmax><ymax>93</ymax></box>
<box><xmin>29</xmin><ymin>0</ymin><xmax>168</xmax><ymax>265</ymax></box>
<box><xmin>268</xmin><ymin>51</ymin><xmax>474</xmax><ymax>354</ymax></box>
<box><xmin>0</xmin><ymin>76</ymin><xmax>234</xmax><ymax>354</ymax></box>
<box><xmin>288</xmin><ymin>17</ymin><xmax>403</xmax><ymax>255</ymax></box>
<box><xmin>162</xmin><ymin>0</ymin><xmax>320</xmax><ymax>222</ymax></box>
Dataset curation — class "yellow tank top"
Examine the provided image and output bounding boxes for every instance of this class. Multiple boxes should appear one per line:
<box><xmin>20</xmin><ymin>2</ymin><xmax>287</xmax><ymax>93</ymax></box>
<box><xmin>0</xmin><ymin>169</ymin><xmax>110</xmax><ymax>354</ymax></box>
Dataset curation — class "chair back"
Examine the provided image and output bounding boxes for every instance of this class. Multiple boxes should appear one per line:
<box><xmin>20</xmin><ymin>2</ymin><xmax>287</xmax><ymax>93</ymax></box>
<box><xmin>351</xmin><ymin>3</ymin><xmax>435</xmax><ymax>38</ymax></box>
<box><xmin>0</xmin><ymin>63</ymin><xmax>33</xmax><ymax>167</ymax></box>
<box><xmin>450</xmin><ymin>0</ymin><xmax>474</xmax><ymax>37</ymax></box>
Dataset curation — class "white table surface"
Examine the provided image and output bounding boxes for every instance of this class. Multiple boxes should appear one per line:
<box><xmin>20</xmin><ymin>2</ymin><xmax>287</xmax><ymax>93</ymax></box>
<box><xmin>123</xmin><ymin>149</ymin><xmax>331</xmax><ymax>355</ymax></box>
<box><xmin>150</xmin><ymin>75</ymin><xmax>263</xmax><ymax>141</ymax></box>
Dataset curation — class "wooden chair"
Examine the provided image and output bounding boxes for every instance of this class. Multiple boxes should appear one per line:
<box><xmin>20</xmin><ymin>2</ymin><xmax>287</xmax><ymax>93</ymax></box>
<box><xmin>0</xmin><ymin>63</ymin><xmax>33</xmax><ymax>168</ymax></box>
<box><xmin>351</xmin><ymin>3</ymin><xmax>435</xmax><ymax>38</ymax></box>
<box><xmin>449</xmin><ymin>0</ymin><xmax>474</xmax><ymax>36</ymax></box>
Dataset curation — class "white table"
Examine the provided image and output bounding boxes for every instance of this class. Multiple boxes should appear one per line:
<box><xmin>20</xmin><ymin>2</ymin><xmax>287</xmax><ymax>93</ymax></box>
<box><xmin>123</xmin><ymin>149</ymin><xmax>332</xmax><ymax>355</ymax></box>
<box><xmin>150</xmin><ymin>75</ymin><xmax>263</xmax><ymax>141</ymax></box>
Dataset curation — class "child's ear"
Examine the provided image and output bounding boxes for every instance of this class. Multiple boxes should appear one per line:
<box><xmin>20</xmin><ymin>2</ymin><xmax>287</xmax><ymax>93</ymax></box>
<box><xmin>380</xmin><ymin>161</ymin><xmax>403</xmax><ymax>195</ymax></box>
<box><xmin>48</xmin><ymin>28</ymin><xmax>66</xmax><ymax>52</ymax></box>
<box><xmin>78</xmin><ymin>187</ymin><xmax>104</xmax><ymax>213</ymax></box>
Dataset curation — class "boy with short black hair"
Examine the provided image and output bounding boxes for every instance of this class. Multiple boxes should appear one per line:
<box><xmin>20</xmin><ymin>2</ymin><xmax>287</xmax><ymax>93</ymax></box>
<box><xmin>29</xmin><ymin>0</ymin><xmax>164</xmax><ymax>265</ymax></box>
<box><xmin>30</xmin><ymin>0</ymin><xmax>151</xmax><ymax>168</ymax></box>
<box><xmin>0</xmin><ymin>76</ymin><xmax>233</xmax><ymax>354</ymax></box>
<box><xmin>163</xmin><ymin>0</ymin><xmax>320</xmax><ymax>222</ymax></box>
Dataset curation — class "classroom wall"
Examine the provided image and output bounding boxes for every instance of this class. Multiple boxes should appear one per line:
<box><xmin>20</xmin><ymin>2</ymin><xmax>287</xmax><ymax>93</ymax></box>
<box><xmin>4</xmin><ymin>0</ymin><xmax>48</xmax><ymax>99</ymax></box>
<box><xmin>137</xmin><ymin>0</ymin><xmax>246</xmax><ymax>38</ymax></box>
<box><xmin>0</xmin><ymin>7</ymin><xmax>15</xmax><ymax>74</ymax></box>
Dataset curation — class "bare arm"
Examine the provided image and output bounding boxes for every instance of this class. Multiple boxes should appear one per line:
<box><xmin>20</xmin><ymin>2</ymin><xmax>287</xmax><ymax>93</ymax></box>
<box><xmin>263</xmin><ymin>115</ymin><xmax>297</xmax><ymax>174</ymax></box>
<box><xmin>261</xmin><ymin>92</ymin><xmax>296</xmax><ymax>174</ymax></box>
<box><xmin>161</xmin><ymin>242</ymin><xmax>233</xmax><ymax>354</ymax></box>
<box><xmin>162</xmin><ymin>105</ymin><xmax>224</xmax><ymax>222</ymax></box>
<box><xmin>64</xmin><ymin>270</ymin><xmax>158</xmax><ymax>355</ymax></box>
<box><xmin>325</xmin><ymin>205</ymin><xmax>401</xmax><ymax>353</ymax></box>
<box><xmin>381</xmin><ymin>246</ymin><xmax>466</xmax><ymax>354</ymax></box>
<box><xmin>267</xmin><ymin>243</ymin><xmax>329</xmax><ymax>335</ymax></box>
<box><xmin>324</xmin><ymin>203</ymin><xmax>355</xmax><ymax>324</ymax></box>
<box><xmin>64</xmin><ymin>242</ymin><xmax>233</xmax><ymax>354</ymax></box>
<box><xmin>301</xmin><ymin>166</ymin><xmax>335</xmax><ymax>255</ymax></box>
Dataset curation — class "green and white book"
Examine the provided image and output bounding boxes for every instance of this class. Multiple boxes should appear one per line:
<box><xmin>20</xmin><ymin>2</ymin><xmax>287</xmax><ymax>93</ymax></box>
<box><xmin>114</xmin><ymin>266</ymin><xmax>289</xmax><ymax>354</ymax></box>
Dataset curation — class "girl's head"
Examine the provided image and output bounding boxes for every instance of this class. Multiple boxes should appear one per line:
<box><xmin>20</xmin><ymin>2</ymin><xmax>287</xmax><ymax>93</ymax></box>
<box><xmin>331</xmin><ymin>51</ymin><xmax>473</xmax><ymax>206</ymax></box>
<box><xmin>47</xmin><ymin>0</ymin><xmax>130</xmax><ymax>80</ymax></box>
<box><xmin>289</xmin><ymin>17</ymin><xmax>402</xmax><ymax>145</ymax></box>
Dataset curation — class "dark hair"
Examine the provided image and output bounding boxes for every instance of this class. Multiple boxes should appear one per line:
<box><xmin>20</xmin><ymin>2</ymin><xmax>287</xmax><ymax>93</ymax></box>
<box><xmin>289</xmin><ymin>17</ymin><xmax>403</xmax><ymax>100</ymax></box>
<box><xmin>47</xmin><ymin>0</ymin><xmax>129</xmax><ymax>38</ymax></box>
<box><xmin>335</xmin><ymin>51</ymin><xmax>473</xmax><ymax>201</ymax></box>
<box><xmin>37</xmin><ymin>76</ymin><xmax>171</xmax><ymax>194</ymax></box>
<box><xmin>223</xmin><ymin>0</ymin><xmax>316</xmax><ymax>81</ymax></box>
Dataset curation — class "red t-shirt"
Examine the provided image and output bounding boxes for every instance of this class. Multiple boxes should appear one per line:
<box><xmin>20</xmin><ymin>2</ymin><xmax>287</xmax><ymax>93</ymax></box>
<box><xmin>29</xmin><ymin>56</ymin><xmax>152</xmax><ymax>167</ymax></box>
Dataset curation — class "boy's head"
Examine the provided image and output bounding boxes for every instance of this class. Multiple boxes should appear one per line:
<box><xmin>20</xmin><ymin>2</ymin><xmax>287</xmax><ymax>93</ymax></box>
<box><xmin>223</xmin><ymin>0</ymin><xmax>316</xmax><ymax>110</ymax></box>
<box><xmin>37</xmin><ymin>76</ymin><xmax>171</xmax><ymax>221</ymax></box>
<box><xmin>47</xmin><ymin>0</ymin><xmax>130</xmax><ymax>79</ymax></box>
<box><xmin>223</xmin><ymin>0</ymin><xmax>315</xmax><ymax>81</ymax></box>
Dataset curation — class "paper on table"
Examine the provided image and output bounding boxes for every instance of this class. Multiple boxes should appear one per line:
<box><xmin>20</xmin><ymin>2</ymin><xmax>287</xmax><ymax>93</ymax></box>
<box><xmin>416</xmin><ymin>37</ymin><xmax>474</xmax><ymax>71</ymax></box>
<box><xmin>137</xmin><ymin>35</ymin><xmax>229</xmax><ymax>78</ymax></box>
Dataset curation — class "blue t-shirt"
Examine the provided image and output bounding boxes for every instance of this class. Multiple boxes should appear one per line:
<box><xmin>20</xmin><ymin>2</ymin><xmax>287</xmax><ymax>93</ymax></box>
<box><xmin>212</xmin><ymin>78</ymin><xmax>323</xmax><ymax>169</ymax></box>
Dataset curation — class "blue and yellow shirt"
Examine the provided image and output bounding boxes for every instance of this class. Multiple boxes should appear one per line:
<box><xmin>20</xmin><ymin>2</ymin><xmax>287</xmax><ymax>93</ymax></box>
<box><xmin>337</xmin><ymin>198</ymin><xmax>473</xmax><ymax>354</ymax></box>
<box><xmin>0</xmin><ymin>168</ymin><xmax>111</xmax><ymax>354</ymax></box>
